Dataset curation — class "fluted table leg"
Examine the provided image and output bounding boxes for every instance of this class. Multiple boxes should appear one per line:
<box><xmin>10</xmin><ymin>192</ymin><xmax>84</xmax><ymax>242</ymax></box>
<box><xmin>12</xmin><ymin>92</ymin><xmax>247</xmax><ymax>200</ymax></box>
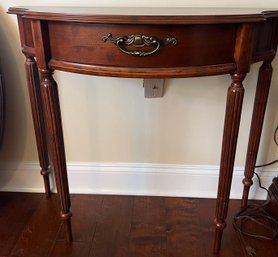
<box><xmin>213</xmin><ymin>73</ymin><xmax>245</xmax><ymax>254</ymax></box>
<box><xmin>40</xmin><ymin>68</ymin><xmax>72</xmax><ymax>242</ymax></box>
<box><xmin>241</xmin><ymin>60</ymin><xmax>273</xmax><ymax>208</ymax></box>
<box><xmin>25</xmin><ymin>56</ymin><xmax>51</xmax><ymax>197</ymax></box>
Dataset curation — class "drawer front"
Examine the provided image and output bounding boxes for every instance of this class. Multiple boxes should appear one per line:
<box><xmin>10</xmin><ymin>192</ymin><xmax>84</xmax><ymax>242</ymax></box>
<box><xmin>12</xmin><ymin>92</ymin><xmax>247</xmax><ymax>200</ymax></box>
<box><xmin>48</xmin><ymin>22</ymin><xmax>237</xmax><ymax>68</ymax></box>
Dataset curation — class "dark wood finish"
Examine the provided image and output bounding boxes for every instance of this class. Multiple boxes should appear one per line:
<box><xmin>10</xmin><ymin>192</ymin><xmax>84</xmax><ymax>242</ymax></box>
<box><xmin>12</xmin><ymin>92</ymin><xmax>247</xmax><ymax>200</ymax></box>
<box><xmin>0</xmin><ymin>193</ymin><xmax>42</xmax><ymax>256</ymax></box>
<box><xmin>268</xmin><ymin>177</ymin><xmax>278</xmax><ymax>219</ymax></box>
<box><xmin>0</xmin><ymin>67</ymin><xmax>5</xmax><ymax>148</ymax></box>
<box><xmin>17</xmin><ymin>13</ymin><xmax>51</xmax><ymax>196</ymax></box>
<box><xmin>7</xmin><ymin>7</ymin><xmax>278</xmax><ymax>254</ymax></box>
<box><xmin>31</xmin><ymin>18</ymin><xmax>72</xmax><ymax>232</ymax></box>
<box><xmin>10</xmin><ymin>194</ymin><xmax>62</xmax><ymax>257</ymax></box>
<box><xmin>242</xmin><ymin>19</ymin><xmax>278</xmax><ymax>208</ymax></box>
<box><xmin>214</xmin><ymin>73</ymin><xmax>245</xmax><ymax>253</ymax></box>
<box><xmin>252</xmin><ymin>19</ymin><xmax>277</xmax><ymax>62</ymax></box>
<box><xmin>269</xmin><ymin>177</ymin><xmax>278</xmax><ymax>202</ymax></box>
<box><xmin>48</xmin><ymin>22</ymin><xmax>237</xmax><ymax>68</ymax></box>
<box><xmin>24</xmin><ymin>56</ymin><xmax>51</xmax><ymax>197</ymax></box>
<box><xmin>6</xmin><ymin>7</ymin><xmax>278</xmax><ymax>24</ymax></box>
<box><xmin>214</xmin><ymin>24</ymin><xmax>253</xmax><ymax>252</ymax></box>
<box><xmin>241</xmin><ymin>61</ymin><xmax>274</xmax><ymax>208</ymax></box>
<box><xmin>1</xmin><ymin>193</ymin><xmax>278</xmax><ymax>257</ymax></box>
<box><xmin>39</xmin><ymin>67</ymin><xmax>72</xmax><ymax>241</ymax></box>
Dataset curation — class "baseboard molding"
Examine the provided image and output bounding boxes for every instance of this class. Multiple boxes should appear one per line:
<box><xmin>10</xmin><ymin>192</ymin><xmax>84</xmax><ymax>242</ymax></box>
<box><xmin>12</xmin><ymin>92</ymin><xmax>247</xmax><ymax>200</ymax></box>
<box><xmin>0</xmin><ymin>162</ymin><xmax>276</xmax><ymax>199</ymax></box>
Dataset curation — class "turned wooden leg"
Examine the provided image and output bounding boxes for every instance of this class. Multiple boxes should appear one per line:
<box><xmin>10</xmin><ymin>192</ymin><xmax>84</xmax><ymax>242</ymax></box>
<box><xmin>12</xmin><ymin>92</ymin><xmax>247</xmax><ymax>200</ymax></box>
<box><xmin>25</xmin><ymin>56</ymin><xmax>51</xmax><ymax>197</ymax></box>
<box><xmin>213</xmin><ymin>73</ymin><xmax>245</xmax><ymax>254</ymax></box>
<box><xmin>241</xmin><ymin>61</ymin><xmax>273</xmax><ymax>208</ymax></box>
<box><xmin>40</xmin><ymin>68</ymin><xmax>72</xmax><ymax>242</ymax></box>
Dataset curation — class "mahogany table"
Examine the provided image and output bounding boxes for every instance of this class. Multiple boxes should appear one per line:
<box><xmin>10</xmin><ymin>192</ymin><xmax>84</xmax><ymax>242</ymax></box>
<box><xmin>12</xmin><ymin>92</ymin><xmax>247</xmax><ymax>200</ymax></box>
<box><xmin>8</xmin><ymin>7</ymin><xmax>278</xmax><ymax>253</ymax></box>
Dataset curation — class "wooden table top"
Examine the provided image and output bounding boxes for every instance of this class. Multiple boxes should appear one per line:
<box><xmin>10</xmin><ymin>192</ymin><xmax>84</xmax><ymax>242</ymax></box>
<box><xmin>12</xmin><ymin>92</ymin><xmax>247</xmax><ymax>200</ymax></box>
<box><xmin>8</xmin><ymin>7</ymin><xmax>278</xmax><ymax>24</ymax></box>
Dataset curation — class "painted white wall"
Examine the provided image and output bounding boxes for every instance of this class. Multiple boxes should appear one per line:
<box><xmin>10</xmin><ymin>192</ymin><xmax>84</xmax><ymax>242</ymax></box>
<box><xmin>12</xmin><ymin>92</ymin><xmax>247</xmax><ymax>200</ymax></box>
<box><xmin>0</xmin><ymin>0</ymin><xmax>278</xmax><ymax>197</ymax></box>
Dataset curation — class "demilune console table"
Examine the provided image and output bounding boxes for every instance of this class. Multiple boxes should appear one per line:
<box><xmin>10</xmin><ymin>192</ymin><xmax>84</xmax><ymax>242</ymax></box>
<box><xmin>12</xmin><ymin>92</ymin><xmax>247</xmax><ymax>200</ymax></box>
<box><xmin>8</xmin><ymin>7</ymin><xmax>278</xmax><ymax>253</ymax></box>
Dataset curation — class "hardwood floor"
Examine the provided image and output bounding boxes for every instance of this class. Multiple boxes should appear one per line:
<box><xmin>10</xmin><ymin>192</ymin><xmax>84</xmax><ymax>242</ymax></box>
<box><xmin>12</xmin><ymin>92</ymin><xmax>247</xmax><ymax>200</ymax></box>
<box><xmin>0</xmin><ymin>192</ymin><xmax>277</xmax><ymax>257</ymax></box>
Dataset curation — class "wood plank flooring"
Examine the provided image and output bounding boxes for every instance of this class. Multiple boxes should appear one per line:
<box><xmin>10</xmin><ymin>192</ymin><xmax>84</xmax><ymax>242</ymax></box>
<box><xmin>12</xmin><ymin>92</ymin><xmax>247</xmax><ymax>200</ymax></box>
<box><xmin>0</xmin><ymin>192</ymin><xmax>277</xmax><ymax>257</ymax></box>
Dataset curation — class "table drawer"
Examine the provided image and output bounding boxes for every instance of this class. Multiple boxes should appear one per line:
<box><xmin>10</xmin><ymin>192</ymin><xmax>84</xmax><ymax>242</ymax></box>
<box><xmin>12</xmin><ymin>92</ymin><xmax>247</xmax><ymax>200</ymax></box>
<box><xmin>48</xmin><ymin>22</ymin><xmax>237</xmax><ymax>68</ymax></box>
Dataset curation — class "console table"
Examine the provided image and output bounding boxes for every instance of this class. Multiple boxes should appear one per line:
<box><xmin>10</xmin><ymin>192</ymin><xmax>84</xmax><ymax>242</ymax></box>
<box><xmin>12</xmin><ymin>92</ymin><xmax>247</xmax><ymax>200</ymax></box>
<box><xmin>8</xmin><ymin>7</ymin><xmax>278</xmax><ymax>253</ymax></box>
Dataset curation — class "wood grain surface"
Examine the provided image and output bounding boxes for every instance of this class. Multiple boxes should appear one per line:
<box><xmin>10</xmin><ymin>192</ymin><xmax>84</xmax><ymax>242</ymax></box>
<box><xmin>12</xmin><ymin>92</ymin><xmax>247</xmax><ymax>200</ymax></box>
<box><xmin>1</xmin><ymin>193</ymin><xmax>278</xmax><ymax>257</ymax></box>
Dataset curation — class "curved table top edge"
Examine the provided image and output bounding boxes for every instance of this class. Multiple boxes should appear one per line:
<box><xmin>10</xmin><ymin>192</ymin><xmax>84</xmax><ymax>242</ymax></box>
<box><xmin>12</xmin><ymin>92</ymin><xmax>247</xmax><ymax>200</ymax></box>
<box><xmin>7</xmin><ymin>7</ymin><xmax>278</xmax><ymax>24</ymax></box>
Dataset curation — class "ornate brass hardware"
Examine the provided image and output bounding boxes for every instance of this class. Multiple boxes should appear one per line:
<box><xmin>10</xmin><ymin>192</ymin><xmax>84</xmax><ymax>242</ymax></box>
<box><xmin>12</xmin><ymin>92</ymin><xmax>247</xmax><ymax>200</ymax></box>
<box><xmin>102</xmin><ymin>34</ymin><xmax>177</xmax><ymax>57</ymax></box>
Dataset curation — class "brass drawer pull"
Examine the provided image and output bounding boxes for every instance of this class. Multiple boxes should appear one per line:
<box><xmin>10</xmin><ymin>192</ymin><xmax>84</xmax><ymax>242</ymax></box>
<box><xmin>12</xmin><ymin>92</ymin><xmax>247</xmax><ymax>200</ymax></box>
<box><xmin>102</xmin><ymin>34</ymin><xmax>177</xmax><ymax>57</ymax></box>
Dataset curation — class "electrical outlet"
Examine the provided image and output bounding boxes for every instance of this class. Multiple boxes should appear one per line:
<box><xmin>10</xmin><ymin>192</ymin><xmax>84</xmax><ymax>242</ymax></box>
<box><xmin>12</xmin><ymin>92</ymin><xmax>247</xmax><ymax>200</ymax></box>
<box><xmin>143</xmin><ymin>79</ymin><xmax>164</xmax><ymax>98</ymax></box>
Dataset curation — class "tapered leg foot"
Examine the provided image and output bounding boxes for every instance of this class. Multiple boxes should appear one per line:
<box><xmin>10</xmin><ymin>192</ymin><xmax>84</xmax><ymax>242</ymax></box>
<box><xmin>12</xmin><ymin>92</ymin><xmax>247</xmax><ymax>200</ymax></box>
<box><xmin>41</xmin><ymin>169</ymin><xmax>51</xmax><ymax>197</ymax></box>
<box><xmin>213</xmin><ymin>223</ymin><xmax>225</xmax><ymax>254</ymax></box>
<box><xmin>61</xmin><ymin>211</ymin><xmax>73</xmax><ymax>242</ymax></box>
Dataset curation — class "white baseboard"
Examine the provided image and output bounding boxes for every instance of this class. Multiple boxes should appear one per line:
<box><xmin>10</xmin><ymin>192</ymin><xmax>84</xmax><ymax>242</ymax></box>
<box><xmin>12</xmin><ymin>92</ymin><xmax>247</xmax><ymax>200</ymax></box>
<box><xmin>0</xmin><ymin>162</ymin><xmax>276</xmax><ymax>199</ymax></box>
